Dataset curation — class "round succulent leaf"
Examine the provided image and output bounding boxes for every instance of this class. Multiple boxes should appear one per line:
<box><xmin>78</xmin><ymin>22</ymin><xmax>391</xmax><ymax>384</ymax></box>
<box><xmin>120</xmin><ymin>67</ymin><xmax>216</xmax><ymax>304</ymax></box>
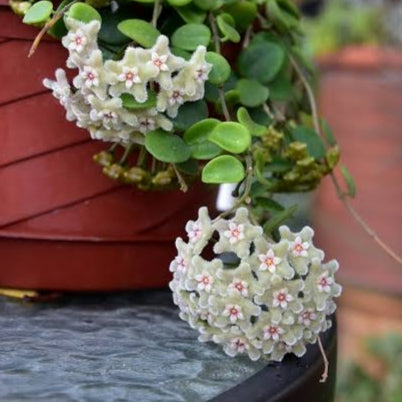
<box><xmin>205</xmin><ymin>52</ymin><xmax>231</xmax><ymax>85</ymax></box>
<box><xmin>209</xmin><ymin>122</ymin><xmax>251</xmax><ymax>154</ymax></box>
<box><xmin>184</xmin><ymin>118</ymin><xmax>222</xmax><ymax>160</ymax></box>
<box><xmin>268</xmin><ymin>74</ymin><xmax>294</xmax><ymax>101</ymax></box>
<box><xmin>23</xmin><ymin>1</ymin><xmax>53</xmax><ymax>24</ymax></box>
<box><xmin>176</xmin><ymin>159</ymin><xmax>199</xmax><ymax>176</ymax></box>
<box><xmin>167</xmin><ymin>0</ymin><xmax>192</xmax><ymax>5</ymax></box>
<box><xmin>216</xmin><ymin>13</ymin><xmax>241</xmax><ymax>43</ymax></box>
<box><xmin>98</xmin><ymin>7</ymin><xmax>133</xmax><ymax>46</ymax></box>
<box><xmin>120</xmin><ymin>92</ymin><xmax>157</xmax><ymax>110</ymax></box>
<box><xmin>193</xmin><ymin>0</ymin><xmax>217</xmax><ymax>10</ymax></box>
<box><xmin>225</xmin><ymin>2</ymin><xmax>258</xmax><ymax>32</ymax></box>
<box><xmin>172</xmin><ymin>100</ymin><xmax>208</xmax><ymax>131</ymax></box>
<box><xmin>236</xmin><ymin>79</ymin><xmax>269</xmax><ymax>108</ymax></box>
<box><xmin>171</xmin><ymin>23</ymin><xmax>211</xmax><ymax>51</ymax></box>
<box><xmin>175</xmin><ymin>5</ymin><xmax>207</xmax><ymax>24</ymax></box>
<box><xmin>236</xmin><ymin>107</ymin><xmax>267</xmax><ymax>137</ymax></box>
<box><xmin>66</xmin><ymin>3</ymin><xmax>101</xmax><ymax>23</ymax></box>
<box><xmin>145</xmin><ymin>130</ymin><xmax>191</xmax><ymax>163</ymax></box>
<box><xmin>202</xmin><ymin>155</ymin><xmax>245</xmax><ymax>184</ymax></box>
<box><xmin>118</xmin><ymin>19</ymin><xmax>160</xmax><ymax>48</ymax></box>
<box><xmin>238</xmin><ymin>42</ymin><xmax>285</xmax><ymax>84</ymax></box>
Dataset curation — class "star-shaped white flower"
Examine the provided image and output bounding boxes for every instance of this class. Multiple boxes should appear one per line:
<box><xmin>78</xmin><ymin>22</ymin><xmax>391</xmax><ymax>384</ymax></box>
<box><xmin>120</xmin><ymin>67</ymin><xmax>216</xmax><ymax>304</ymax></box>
<box><xmin>298</xmin><ymin>308</ymin><xmax>317</xmax><ymax>326</ymax></box>
<box><xmin>273</xmin><ymin>288</ymin><xmax>294</xmax><ymax>309</ymax></box>
<box><xmin>118</xmin><ymin>66</ymin><xmax>142</xmax><ymax>88</ymax></box>
<box><xmin>291</xmin><ymin>236</ymin><xmax>310</xmax><ymax>257</ymax></box>
<box><xmin>195</xmin><ymin>272</ymin><xmax>213</xmax><ymax>293</ymax></box>
<box><xmin>317</xmin><ymin>272</ymin><xmax>334</xmax><ymax>293</ymax></box>
<box><xmin>187</xmin><ymin>221</ymin><xmax>202</xmax><ymax>243</ymax></box>
<box><xmin>222</xmin><ymin>304</ymin><xmax>244</xmax><ymax>323</ymax></box>
<box><xmin>224</xmin><ymin>222</ymin><xmax>245</xmax><ymax>244</ymax></box>
<box><xmin>263</xmin><ymin>325</ymin><xmax>284</xmax><ymax>341</ymax></box>
<box><xmin>258</xmin><ymin>249</ymin><xmax>281</xmax><ymax>273</ymax></box>
<box><xmin>228</xmin><ymin>279</ymin><xmax>249</xmax><ymax>297</ymax></box>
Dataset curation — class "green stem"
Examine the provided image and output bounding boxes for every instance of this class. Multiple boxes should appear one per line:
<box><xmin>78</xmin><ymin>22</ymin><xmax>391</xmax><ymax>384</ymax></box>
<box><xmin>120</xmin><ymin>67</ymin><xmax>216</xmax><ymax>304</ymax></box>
<box><xmin>120</xmin><ymin>144</ymin><xmax>134</xmax><ymax>165</ymax></box>
<box><xmin>152</xmin><ymin>0</ymin><xmax>162</xmax><ymax>28</ymax></box>
<box><xmin>208</xmin><ymin>12</ymin><xmax>221</xmax><ymax>53</ymax></box>
<box><xmin>172</xmin><ymin>164</ymin><xmax>188</xmax><ymax>193</ymax></box>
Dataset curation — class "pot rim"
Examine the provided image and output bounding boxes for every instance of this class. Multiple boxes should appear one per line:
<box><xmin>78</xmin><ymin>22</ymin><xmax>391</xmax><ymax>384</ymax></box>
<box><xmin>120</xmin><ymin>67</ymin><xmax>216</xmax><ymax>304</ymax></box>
<box><xmin>317</xmin><ymin>45</ymin><xmax>402</xmax><ymax>71</ymax></box>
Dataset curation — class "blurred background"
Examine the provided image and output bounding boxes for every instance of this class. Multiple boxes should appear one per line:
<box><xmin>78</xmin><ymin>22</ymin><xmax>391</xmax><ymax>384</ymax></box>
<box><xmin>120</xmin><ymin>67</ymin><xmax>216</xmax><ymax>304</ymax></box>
<box><xmin>298</xmin><ymin>0</ymin><xmax>402</xmax><ymax>400</ymax></box>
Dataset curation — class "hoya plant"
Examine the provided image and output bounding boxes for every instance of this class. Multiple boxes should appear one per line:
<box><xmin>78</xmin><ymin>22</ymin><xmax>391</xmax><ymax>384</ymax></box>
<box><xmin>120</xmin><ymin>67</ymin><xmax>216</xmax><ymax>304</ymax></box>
<box><xmin>12</xmin><ymin>0</ymin><xmax>354</xmax><ymax>377</ymax></box>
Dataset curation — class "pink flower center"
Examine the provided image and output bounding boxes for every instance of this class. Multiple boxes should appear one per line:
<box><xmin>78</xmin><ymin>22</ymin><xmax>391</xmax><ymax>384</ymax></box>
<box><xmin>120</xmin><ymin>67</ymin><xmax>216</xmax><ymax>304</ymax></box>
<box><xmin>87</xmin><ymin>72</ymin><xmax>95</xmax><ymax>80</ymax></box>
<box><xmin>265</xmin><ymin>257</ymin><xmax>274</xmax><ymax>266</ymax></box>
<box><xmin>268</xmin><ymin>326</ymin><xmax>277</xmax><ymax>334</ymax></box>
<box><xmin>201</xmin><ymin>276</ymin><xmax>210</xmax><ymax>285</ymax></box>
<box><xmin>230</xmin><ymin>308</ymin><xmax>239</xmax><ymax>317</ymax></box>
<box><xmin>154</xmin><ymin>58</ymin><xmax>163</xmax><ymax>68</ymax></box>
<box><xmin>235</xmin><ymin>339</ymin><xmax>244</xmax><ymax>348</ymax></box>
<box><xmin>75</xmin><ymin>37</ymin><xmax>83</xmax><ymax>45</ymax></box>
<box><xmin>232</xmin><ymin>228</ymin><xmax>240</xmax><ymax>238</ymax></box>
<box><xmin>294</xmin><ymin>244</ymin><xmax>303</xmax><ymax>253</ymax></box>
<box><xmin>125</xmin><ymin>72</ymin><xmax>136</xmax><ymax>81</ymax></box>
<box><xmin>302</xmin><ymin>311</ymin><xmax>311</xmax><ymax>319</ymax></box>
<box><xmin>277</xmin><ymin>293</ymin><xmax>286</xmax><ymax>302</ymax></box>
<box><xmin>235</xmin><ymin>282</ymin><xmax>243</xmax><ymax>291</ymax></box>
<box><xmin>320</xmin><ymin>278</ymin><xmax>328</xmax><ymax>286</ymax></box>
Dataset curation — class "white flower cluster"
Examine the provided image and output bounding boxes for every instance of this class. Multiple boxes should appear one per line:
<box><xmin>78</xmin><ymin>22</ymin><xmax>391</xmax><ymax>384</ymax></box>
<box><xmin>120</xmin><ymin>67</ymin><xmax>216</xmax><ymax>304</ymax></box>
<box><xmin>170</xmin><ymin>207</ymin><xmax>342</xmax><ymax>362</ymax></box>
<box><xmin>43</xmin><ymin>18</ymin><xmax>212</xmax><ymax>144</ymax></box>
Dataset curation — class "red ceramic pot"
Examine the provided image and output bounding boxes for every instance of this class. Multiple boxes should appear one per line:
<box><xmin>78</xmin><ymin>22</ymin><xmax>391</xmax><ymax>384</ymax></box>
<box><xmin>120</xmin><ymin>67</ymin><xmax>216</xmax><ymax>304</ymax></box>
<box><xmin>0</xmin><ymin>7</ymin><xmax>217</xmax><ymax>291</ymax></box>
<box><xmin>313</xmin><ymin>46</ymin><xmax>402</xmax><ymax>294</ymax></box>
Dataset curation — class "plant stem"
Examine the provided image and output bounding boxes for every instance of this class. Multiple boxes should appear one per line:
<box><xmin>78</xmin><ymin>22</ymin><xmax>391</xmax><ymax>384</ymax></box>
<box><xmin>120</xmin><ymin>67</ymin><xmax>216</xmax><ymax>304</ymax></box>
<box><xmin>172</xmin><ymin>164</ymin><xmax>188</xmax><ymax>193</ymax></box>
<box><xmin>152</xmin><ymin>0</ymin><xmax>162</xmax><ymax>28</ymax></box>
<box><xmin>317</xmin><ymin>335</ymin><xmax>329</xmax><ymax>383</ymax></box>
<box><xmin>120</xmin><ymin>144</ymin><xmax>133</xmax><ymax>165</ymax></box>
<box><xmin>289</xmin><ymin>52</ymin><xmax>402</xmax><ymax>267</ymax></box>
<box><xmin>28</xmin><ymin>0</ymin><xmax>78</xmax><ymax>57</ymax></box>
<box><xmin>208</xmin><ymin>12</ymin><xmax>221</xmax><ymax>54</ymax></box>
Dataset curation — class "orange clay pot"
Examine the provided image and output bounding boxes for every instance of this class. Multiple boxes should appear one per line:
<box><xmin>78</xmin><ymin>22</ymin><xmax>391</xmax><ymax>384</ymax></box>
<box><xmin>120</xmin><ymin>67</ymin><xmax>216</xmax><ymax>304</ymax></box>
<box><xmin>0</xmin><ymin>7</ymin><xmax>217</xmax><ymax>291</ymax></box>
<box><xmin>313</xmin><ymin>46</ymin><xmax>402</xmax><ymax>294</ymax></box>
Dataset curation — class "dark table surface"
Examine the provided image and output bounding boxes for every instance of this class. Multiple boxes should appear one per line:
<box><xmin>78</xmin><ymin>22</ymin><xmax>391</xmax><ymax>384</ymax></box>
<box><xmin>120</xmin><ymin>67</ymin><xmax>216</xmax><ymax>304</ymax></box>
<box><xmin>0</xmin><ymin>289</ymin><xmax>265</xmax><ymax>402</ymax></box>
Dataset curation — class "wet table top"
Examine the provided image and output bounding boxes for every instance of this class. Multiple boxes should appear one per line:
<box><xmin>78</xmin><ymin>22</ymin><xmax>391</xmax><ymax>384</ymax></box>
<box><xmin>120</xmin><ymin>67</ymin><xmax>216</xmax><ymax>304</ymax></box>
<box><xmin>0</xmin><ymin>290</ymin><xmax>265</xmax><ymax>401</ymax></box>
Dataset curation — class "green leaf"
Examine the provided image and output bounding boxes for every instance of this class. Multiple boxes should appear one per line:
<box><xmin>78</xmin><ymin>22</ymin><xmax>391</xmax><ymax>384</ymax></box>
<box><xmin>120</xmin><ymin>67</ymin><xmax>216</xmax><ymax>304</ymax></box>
<box><xmin>171</xmin><ymin>23</ymin><xmax>211</xmax><ymax>51</ymax></box>
<box><xmin>238</xmin><ymin>42</ymin><xmax>285</xmax><ymax>84</ymax></box>
<box><xmin>121</xmin><ymin>92</ymin><xmax>157</xmax><ymax>110</ymax></box>
<box><xmin>118</xmin><ymin>19</ymin><xmax>160</xmax><ymax>48</ymax></box>
<box><xmin>268</xmin><ymin>74</ymin><xmax>294</xmax><ymax>101</ymax></box>
<box><xmin>225</xmin><ymin>2</ymin><xmax>258</xmax><ymax>32</ymax></box>
<box><xmin>176</xmin><ymin>159</ymin><xmax>199</xmax><ymax>175</ymax></box>
<box><xmin>172</xmin><ymin>100</ymin><xmax>208</xmax><ymax>131</ymax></box>
<box><xmin>167</xmin><ymin>0</ymin><xmax>192</xmax><ymax>5</ymax></box>
<box><xmin>209</xmin><ymin>122</ymin><xmax>251</xmax><ymax>154</ymax></box>
<box><xmin>183</xmin><ymin>119</ymin><xmax>222</xmax><ymax>159</ymax></box>
<box><xmin>265</xmin><ymin>157</ymin><xmax>292</xmax><ymax>173</ymax></box>
<box><xmin>340</xmin><ymin>164</ymin><xmax>356</xmax><ymax>198</ymax></box>
<box><xmin>145</xmin><ymin>130</ymin><xmax>191</xmax><ymax>163</ymax></box>
<box><xmin>236</xmin><ymin>107</ymin><xmax>267</xmax><ymax>137</ymax></box>
<box><xmin>175</xmin><ymin>4</ymin><xmax>207</xmax><ymax>24</ymax></box>
<box><xmin>205</xmin><ymin>52</ymin><xmax>231</xmax><ymax>85</ymax></box>
<box><xmin>255</xmin><ymin>197</ymin><xmax>285</xmax><ymax>212</ymax></box>
<box><xmin>202</xmin><ymin>155</ymin><xmax>245</xmax><ymax>184</ymax></box>
<box><xmin>216</xmin><ymin>13</ymin><xmax>241</xmax><ymax>43</ymax></box>
<box><xmin>321</xmin><ymin>119</ymin><xmax>337</xmax><ymax>146</ymax></box>
<box><xmin>66</xmin><ymin>3</ymin><xmax>101</xmax><ymax>23</ymax></box>
<box><xmin>263</xmin><ymin>205</ymin><xmax>298</xmax><ymax>234</ymax></box>
<box><xmin>23</xmin><ymin>1</ymin><xmax>53</xmax><ymax>24</ymax></box>
<box><xmin>98</xmin><ymin>7</ymin><xmax>133</xmax><ymax>46</ymax></box>
<box><xmin>236</xmin><ymin>79</ymin><xmax>269</xmax><ymax>107</ymax></box>
<box><xmin>292</xmin><ymin>126</ymin><xmax>326</xmax><ymax>159</ymax></box>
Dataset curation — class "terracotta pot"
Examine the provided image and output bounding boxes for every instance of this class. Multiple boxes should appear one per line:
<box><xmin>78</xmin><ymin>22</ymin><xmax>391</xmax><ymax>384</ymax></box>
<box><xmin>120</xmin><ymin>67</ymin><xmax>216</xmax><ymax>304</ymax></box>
<box><xmin>0</xmin><ymin>8</ymin><xmax>217</xmax><ymax>291</ymax></box>
<box><xmin>313</xmin><ymin>46</ymin><xmax>402</xmax><ymax>294</ymax></box>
